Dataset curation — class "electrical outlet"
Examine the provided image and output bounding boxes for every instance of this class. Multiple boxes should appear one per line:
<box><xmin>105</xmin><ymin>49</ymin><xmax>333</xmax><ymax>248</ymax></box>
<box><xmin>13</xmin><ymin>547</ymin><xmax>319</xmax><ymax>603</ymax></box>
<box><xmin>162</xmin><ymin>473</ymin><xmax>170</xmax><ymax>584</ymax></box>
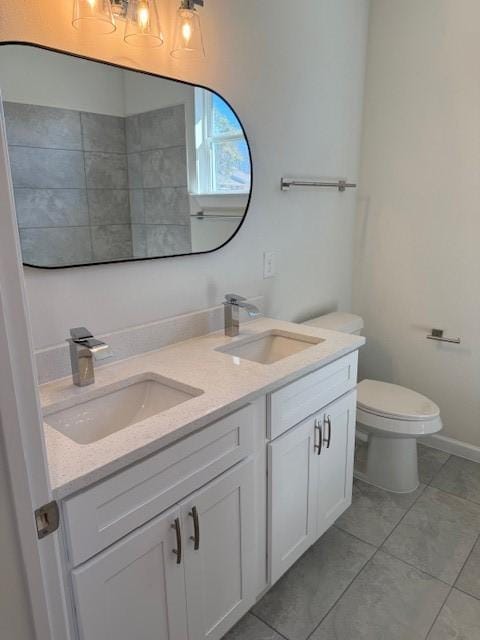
<box><xmin>263</xmin><ymin>251</ymin><xmax>275</xmax><ymax>278</ymax></box>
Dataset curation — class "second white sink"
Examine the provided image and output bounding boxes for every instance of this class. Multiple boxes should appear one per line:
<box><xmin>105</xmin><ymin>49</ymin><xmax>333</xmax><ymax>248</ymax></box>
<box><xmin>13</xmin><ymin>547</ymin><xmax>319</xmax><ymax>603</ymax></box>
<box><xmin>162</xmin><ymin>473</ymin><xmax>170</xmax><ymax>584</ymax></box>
<box><xmin>216</xmin><ymin>329</ymin><xmax>324</xmax><ymax>364</ymax></box>
<box><xmin>44</xmin><ymin>374</ymin><xmax>203</xmax><ymax>444</ymax></box>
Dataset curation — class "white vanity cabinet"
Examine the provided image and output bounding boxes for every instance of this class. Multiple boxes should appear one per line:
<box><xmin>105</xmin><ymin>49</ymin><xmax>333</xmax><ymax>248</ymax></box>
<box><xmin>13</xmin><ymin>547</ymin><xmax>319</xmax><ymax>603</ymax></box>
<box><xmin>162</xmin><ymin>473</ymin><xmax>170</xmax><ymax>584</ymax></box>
<box><xmin>72</xmin><ymin>460</ymin><xmax>255</xmax><ymax>640</ymax></box>
<box><xmin>268</xmin><ymin>353</ymin><xmax>358</xmax><ymax>583</ymax></box>
<box><xmin>58</xmin><ymin>349</ymin><xmax>360</xmax><ymax>640</ymax></box>
<box><xmin>72</xmin><ymin>504</ymin><xmax>188</xmax><ymax>640</ymax></box>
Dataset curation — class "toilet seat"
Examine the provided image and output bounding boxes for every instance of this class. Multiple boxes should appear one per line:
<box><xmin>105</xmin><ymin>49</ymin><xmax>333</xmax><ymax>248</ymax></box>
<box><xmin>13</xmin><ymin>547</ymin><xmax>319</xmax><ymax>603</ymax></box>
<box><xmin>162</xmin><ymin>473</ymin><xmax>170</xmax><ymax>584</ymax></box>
<box><xmin>358</xmin><ymin>380</ymin><xmax>440</xmax><ymax>420</ymax></box>
<box><xmin>356</xmin><ymin>380</ymin><xmax>442</xmax><ymax>437</ymax></box>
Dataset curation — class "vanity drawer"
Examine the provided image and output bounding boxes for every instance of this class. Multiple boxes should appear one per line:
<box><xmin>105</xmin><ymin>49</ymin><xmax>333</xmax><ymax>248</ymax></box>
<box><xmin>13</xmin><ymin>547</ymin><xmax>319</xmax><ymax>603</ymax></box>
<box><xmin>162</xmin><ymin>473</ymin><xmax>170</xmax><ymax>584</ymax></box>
<box><xmin>268</xmin><ymin>351</ymin><xmax>358</xmax><ymax>440</ymax></box>
<box><xmin>63</xmin><ymin>404</ymin><xmax>254</xmax><ymax>566</ymax></box>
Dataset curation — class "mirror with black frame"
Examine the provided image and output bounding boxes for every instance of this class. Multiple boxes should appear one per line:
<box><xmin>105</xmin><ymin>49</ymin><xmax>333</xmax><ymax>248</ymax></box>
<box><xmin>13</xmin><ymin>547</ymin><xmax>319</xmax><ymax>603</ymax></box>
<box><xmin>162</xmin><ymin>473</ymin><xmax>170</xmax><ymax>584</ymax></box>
<box><xmin>0</xmin><ymin>44</ymin><xmax>252</xmax><ymax>268</ymax></box>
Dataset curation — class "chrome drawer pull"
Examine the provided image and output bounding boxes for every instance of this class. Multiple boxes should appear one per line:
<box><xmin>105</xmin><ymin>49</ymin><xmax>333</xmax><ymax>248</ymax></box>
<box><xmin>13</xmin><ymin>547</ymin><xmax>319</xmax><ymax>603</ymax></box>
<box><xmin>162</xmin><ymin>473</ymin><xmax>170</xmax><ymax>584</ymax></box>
<box><xmin>189</xmin><ymin>506</ymin><xmax>200</xmax><ymax>551</ymax></box>
<box><xmin>172</xmin><ymin>518</ymin><xmax>182</xmax><ymax>564</ymax></box>
<box><xmin>314</xmin><ymin>418</ymin><xmax>322</xmax><ymax>456</ymax></box>
<box><xmin>324</xmin><ymin>415</ymin><xmax>332</xmax><ymax>448</ymax></box>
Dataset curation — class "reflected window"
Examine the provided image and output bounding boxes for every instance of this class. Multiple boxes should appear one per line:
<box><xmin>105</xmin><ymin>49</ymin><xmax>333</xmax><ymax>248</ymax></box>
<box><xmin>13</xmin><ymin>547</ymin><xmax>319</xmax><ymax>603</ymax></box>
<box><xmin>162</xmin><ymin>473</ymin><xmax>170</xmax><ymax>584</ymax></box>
<box><xmin>194</xmin><ymin>89</ymin><xmax>251</xmax><ymax>194</ymax></box>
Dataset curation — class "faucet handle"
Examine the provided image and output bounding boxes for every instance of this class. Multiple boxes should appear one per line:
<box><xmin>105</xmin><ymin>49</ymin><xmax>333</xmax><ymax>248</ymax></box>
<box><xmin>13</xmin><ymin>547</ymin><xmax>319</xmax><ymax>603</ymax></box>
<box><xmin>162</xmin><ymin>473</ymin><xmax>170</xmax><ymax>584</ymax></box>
<box><xmin>224</xmin><ymin>293</ymin><xmax>247</xmax><ymax>304</ymax></box>
<box><xmin>68</xmin><ymin>327</ymin><xmax>111</xmax><ymax>360</ymax></box>
<box><xmin>70</xmin><ymin>327</ymin><xmax>93</xmax><ymax>341</ymax></box>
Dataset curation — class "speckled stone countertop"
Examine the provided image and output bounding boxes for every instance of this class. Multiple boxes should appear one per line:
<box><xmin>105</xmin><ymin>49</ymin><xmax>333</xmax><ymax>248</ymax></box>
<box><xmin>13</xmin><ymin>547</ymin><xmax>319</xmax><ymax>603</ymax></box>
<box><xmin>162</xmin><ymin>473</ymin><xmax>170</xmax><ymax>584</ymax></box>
<box><xmin>40</xmin><ymin>317</ymin><xmax>365</xmax><ymax>499</ymax></box>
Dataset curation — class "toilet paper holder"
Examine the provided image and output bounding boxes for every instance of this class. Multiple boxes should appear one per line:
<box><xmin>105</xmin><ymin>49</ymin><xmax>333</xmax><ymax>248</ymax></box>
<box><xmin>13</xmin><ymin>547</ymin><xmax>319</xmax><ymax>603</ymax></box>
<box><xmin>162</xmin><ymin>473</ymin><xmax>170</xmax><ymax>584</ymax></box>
<box><xmin>426</xmin><ymin>329</ymin><xmax>461</xmax><ymax>344</ymax></box>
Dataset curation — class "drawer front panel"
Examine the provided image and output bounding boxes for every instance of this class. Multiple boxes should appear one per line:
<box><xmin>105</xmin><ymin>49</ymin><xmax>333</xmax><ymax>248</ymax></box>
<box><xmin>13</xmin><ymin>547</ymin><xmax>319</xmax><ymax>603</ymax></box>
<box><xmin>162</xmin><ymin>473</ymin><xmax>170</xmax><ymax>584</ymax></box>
<box><xmin>64</xmin><ymin>405</ymin><xmax>254</xmax><ymax>566</ymax></box>
<box><xmin>268</xmin><ymin>351</ymin><xmax>358</xmax><ymax>440</ymax></box>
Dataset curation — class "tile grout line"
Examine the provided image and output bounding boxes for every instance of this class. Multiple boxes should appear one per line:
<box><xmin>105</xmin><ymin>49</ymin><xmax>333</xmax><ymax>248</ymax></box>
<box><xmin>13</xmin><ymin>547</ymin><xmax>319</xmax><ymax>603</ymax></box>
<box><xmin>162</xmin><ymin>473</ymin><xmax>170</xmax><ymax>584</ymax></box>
<box><xmin>304</xmin><ymin>547</ymin><xmax>384</xmax><ymax>640</ymax></box>
<box><xmin>251</xmin><ymin>527</ymin><xmax>378</xmax><ymax>640</ymax></box>
<box><xmin>331</xmin><ymin>526</ymin><xmax>454</xmax><ymax>590</ymax></box>
<box><xmin>426</xmin><ymin>484</ymin><xmax>480</xmax><ymax>509</ymax></box>
<box><xmin>452</xmin><ymin>531</ymin><xmax>480</xmax><ymax>598</ymax></box>
<box><xmin>423</xmin><ymin>585</ymin><xmax>452</xmax><ymax>640</ymax></box>
<box><xmin>424</xmin><ymin>452</ymin><xmax>451</xmax><ymax>488</ymax></box>
<box><xmin>247</xmin><ymin>450</ymin><xmax>479</xmax><ymax>640</ymax></box>
<box><xmin>422</xmin><ymin>532</ymin><xmax>480</xmax><ymax>639</ymax></box>
<box><xmin>249</xmin><ymin>611</ymin><xmax>290</xmax><ymax>640</ymax></box>
<box><xmin>378</xmin><ymin>481</ymin><xmax>429</xmax><ymax>552</ymax></box>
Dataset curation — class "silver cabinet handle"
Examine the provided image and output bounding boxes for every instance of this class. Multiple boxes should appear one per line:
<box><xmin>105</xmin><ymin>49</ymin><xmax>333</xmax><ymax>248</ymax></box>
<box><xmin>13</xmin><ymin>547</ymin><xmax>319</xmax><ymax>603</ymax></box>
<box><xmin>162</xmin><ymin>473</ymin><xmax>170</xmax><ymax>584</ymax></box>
<box><xmin>172</xmin><ymin>518</ymin><xmax>182</xmax><ymax>564</ymax></box>
<box><xmin>189</xmin><ymin>506</ymin><xmax>200</xmax><ymax>551</ymax></box>
<box><xmin>314</xmin><ymin>418</ymin><xmax>322</xmax><ymax>456</ymax></box>
<box><xmin>324</xmin><ymin>415</ymin><xmax>332</xmax><ymax>448</ymax></box>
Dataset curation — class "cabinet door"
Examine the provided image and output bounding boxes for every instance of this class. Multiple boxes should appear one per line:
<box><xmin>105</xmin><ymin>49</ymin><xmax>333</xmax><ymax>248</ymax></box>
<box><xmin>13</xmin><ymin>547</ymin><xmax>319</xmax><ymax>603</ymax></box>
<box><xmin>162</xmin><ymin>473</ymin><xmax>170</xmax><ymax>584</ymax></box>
<box><xmin>181</xmin><ymin>460</ymin><xmax>255</xmax><ymax>640</ymax></box>
<box><xmin>268</xmin><ymin>416</ymin><xmax>318</xmax><ymax>584</ymax></box>
<box><xmin>72</xmin><ymin>506</ymin><xmax>188</xmax><ymax>640</ymax></box>
<box><xmin>316</xmin><ymin>390</ymin><xmax>357</xmax><ymax>538</ymax></box>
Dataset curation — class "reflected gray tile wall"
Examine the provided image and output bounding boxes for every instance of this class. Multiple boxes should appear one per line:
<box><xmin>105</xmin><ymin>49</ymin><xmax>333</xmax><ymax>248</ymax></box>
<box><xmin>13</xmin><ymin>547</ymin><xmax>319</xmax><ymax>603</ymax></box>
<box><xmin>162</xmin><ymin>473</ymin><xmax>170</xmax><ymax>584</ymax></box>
<box><xmin>14</xmin><ymin>188</ymin><xmax>89</xmax><ymax>228</ymax></box>
<box><xmin>19</xmin><ymin>227</ymin><xmax>92</xmax><ymax>267</ymax></box>
<box><xmin>91</xmin><ymin>225</ymin><xmax>133</xmax><ymax>262</ymax></box>
<box><xmin>9</xmin><ymin>147</ymin><xmax>86</xmax><ymax>188</ymax></box>
<box><xmin>144</xmin><ymin>187</ymin><xmax>189</xmax><ymax>224</ymax></box>
<box><xmin>5</xmin><ymin>102</ymin><xmax>132</xmax><ymax>265</ymax></box>
<box><xmin>125</xmin><ymin>104</ymin><xmax>191</xmax><ymax>259</ymax></box>
<box><xmin>141</xmin><ymin>146</ymin><xmax>188</xmax><ymax>188</ymax></box>
<box><xmin>146</xmin><ymin>224</ymin><xmax>191</xmax><ymax>257</ymax></box>
<box><xmin>88</xmin><ymin>190</ymin><xmax>130</xmax><ymax>225</ymax></box>
<box><xmin>5</xmin><ymin>101</ymin><xmax>190</xmax><ymax>265</ymax></box>
<box><xmin>80</xmin><ymin>113</ymin><xmax>126</xmax><ymax>153</ymax></box>
<box><xmin>4</xmin><ymin>102</ymin><xmax>82</xmax><ymax>150</ymax></box>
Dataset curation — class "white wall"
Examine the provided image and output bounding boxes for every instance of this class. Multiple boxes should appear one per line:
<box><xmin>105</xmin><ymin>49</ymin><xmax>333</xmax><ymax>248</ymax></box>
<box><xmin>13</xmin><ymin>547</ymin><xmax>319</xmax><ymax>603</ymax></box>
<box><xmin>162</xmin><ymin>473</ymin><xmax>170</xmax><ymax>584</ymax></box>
<box><xmin>122</xmin><ymin>69</ymin><xmax>193</xmax><ymax>115</ymax></box>
<box><xmin>0</xmin><ymin>0</ymin><xmax>369</xmax><ymax>350</ymax></box>
<box><xmin>0</xmin><ymin>425</ymin><xmax>34</xmax><ymax>640</ymax></box>
<box><xmin>355</xmin><ymin>0</ymin><xmax>480</xmax><ymax>448</ymax></box>
<box><xmin>0</xmin><ymin>45</ymin><xmax>125</xmax><ymax>115</ymax></box>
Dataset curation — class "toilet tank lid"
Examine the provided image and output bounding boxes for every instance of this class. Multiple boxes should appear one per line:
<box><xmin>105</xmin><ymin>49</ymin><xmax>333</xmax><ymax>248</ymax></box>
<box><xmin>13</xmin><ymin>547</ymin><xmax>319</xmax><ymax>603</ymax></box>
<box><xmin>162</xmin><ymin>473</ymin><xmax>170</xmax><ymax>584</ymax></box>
<box><xmin>303</xmin><ymin>312</ymin><xmax>363</xmax><ymax>334</ymax></box>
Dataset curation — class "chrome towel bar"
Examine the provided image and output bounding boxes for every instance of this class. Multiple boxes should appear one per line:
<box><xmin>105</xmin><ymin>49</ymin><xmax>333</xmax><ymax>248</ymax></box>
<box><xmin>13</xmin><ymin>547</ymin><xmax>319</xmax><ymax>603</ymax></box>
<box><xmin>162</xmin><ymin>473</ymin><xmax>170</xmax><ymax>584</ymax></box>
<box><xmin>426</xmin><ymin>329</ymin><xmax>461</xmax><ymax>344</ymax></box>
<box><xmin>281</xmin><ymin>177</ymin><xmax>357</xmax><ymax>192</ymax></box>
<box><xmin>191</xmin><ymin>211</ymin><xmax>243</xmax><ymax>221</ymax></box>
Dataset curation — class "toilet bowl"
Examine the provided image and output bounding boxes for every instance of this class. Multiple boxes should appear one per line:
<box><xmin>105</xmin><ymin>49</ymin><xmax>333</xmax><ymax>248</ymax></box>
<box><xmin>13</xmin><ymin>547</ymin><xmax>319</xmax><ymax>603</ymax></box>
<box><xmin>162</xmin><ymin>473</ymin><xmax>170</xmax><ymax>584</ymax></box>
<box><xmin>303</xmin><ymin>312</ymin><xmax>442</xmax><ymax>493</ymax></box>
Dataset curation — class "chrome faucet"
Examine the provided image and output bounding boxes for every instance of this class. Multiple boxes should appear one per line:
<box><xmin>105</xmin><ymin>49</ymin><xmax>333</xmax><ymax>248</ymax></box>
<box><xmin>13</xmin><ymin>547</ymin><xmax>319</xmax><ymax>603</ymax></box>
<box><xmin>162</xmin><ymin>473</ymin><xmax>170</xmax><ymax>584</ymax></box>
<box><xmin>67</xmin><ymin>327</ymin><xmax>111</xmax><ymax>387</ymax></box>
<box><xmin>223</xmin><ymin>294</ymin><xmax>261</xmax><ymax>337</ymax></box>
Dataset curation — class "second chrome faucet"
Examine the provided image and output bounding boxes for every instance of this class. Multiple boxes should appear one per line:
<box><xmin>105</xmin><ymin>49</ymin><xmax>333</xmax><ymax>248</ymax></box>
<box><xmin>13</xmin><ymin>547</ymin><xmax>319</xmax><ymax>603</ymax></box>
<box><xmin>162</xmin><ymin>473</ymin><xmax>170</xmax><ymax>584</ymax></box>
<box><xmin>223</xmin><ymin>294</ymin><xmax>261</xmax><ymax>337</ymax></box>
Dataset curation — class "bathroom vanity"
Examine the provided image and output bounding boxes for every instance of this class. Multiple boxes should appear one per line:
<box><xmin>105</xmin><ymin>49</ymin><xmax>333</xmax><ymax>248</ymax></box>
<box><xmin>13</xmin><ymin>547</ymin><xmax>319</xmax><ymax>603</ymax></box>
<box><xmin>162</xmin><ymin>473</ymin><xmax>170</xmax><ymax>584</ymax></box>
<box><xmin>39</xmin><ymin>318</ymin><xmax>363</xmax><ymax>640</ymax></box>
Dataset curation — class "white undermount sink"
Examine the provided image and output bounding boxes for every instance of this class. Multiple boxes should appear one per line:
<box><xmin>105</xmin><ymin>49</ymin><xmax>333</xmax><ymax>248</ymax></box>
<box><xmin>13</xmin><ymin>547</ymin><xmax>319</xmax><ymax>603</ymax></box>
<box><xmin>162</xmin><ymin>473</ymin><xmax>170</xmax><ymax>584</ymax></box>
<box><xmin>216</xmin><ymin>329</ymin><xmax>324</xmax><ymax>365</ymax></box>
<box><xmin>44</xmin><ymin>375</ymin><xmax>203</xmax><ymax>444</ymax></box>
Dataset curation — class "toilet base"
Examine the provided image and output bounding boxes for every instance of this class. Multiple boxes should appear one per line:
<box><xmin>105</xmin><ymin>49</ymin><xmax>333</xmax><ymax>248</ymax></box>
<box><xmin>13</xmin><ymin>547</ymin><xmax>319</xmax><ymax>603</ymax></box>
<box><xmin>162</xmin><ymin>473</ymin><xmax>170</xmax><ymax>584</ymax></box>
<box><xmin>360</xmin><ymin>434</ymin><xmax>419</xmax><ymax>494</ymax></box>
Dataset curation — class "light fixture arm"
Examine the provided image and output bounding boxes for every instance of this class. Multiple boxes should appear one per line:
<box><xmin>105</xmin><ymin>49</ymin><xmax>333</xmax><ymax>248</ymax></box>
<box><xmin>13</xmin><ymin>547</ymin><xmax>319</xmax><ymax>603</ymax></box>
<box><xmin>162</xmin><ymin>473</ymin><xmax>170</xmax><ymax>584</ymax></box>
<box><xmin>110</xmin><ymin>0</ymin><xmax>129</xmax><ymax>18</ymax></box>
<box><xmin>181</xmin><ymin>0</ymin><xmax>204</xmax><ymax>9</ymax></box>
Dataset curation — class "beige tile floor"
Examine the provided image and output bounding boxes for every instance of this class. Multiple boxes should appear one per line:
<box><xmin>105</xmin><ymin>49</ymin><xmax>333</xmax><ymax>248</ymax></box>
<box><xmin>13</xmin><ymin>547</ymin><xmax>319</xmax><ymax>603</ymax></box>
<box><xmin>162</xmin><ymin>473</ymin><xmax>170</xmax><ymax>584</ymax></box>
<box><xmin>223</xmin><ymin>444</ymin><xmax>480</xmax><ymax>640</ymax></box>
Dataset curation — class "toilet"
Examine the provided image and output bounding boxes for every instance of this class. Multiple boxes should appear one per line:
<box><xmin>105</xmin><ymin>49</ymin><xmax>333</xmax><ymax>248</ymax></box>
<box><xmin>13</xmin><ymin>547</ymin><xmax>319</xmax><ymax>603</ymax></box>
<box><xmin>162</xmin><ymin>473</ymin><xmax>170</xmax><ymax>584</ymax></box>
<box><xmin>303</xmin><ymin>312</ymin><xmax>442</xmax><ymax>493</ymax></box>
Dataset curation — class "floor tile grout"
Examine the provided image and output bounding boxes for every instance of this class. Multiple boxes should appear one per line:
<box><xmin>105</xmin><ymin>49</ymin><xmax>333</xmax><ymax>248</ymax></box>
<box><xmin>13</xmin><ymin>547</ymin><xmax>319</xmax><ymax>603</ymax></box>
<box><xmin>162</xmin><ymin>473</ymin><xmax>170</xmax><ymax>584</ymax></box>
<box><xmin>423</xmin><ymin>585</ymin><xmax>452</xmax><ymax>640</ymax></box>
<box><xmin>304</xmin><ymin>547</ymin><xmax>384</xmax><ymax>640</ymax></box>
<box><xmin>232</xmin><ymin>448</ymin><xmax>480</xmax><ymax>640</ymax></box>
<box><xmin>426</xmin><ymin>483</ymin><xmax>480</xmax><ymax>508</ymax></box>
<box><xmin>252</xmin><ymin>530</ymin><xmax>377</xmax><ymax>640</ymax></box>
<box><xmin>378</xmin><ymin>547</ymin><xmax>453</xmax><ymax>588</ymax></box>
<box><xmin>379</xmin><ymin>480</ymin><xmax>428</xmax><ymax>551</ymax></box>
<box><xmin>423</xmin><ymin>530</ymin><xmax>480</xmax><ymax>639</ymax></box>
<box><xmin>332</xmin><ymin>523</ymin><xmax>380</xmax><ymax>549</ymax></box>
<box><xmin>249</xmin><ymin>611</ymin><xmax>290</xmax><ymax>640</ymax></box>
<box><xmin>424</xmin><ymin>452</ymin><xmax>451</xmax><ymax>488</ymax></box>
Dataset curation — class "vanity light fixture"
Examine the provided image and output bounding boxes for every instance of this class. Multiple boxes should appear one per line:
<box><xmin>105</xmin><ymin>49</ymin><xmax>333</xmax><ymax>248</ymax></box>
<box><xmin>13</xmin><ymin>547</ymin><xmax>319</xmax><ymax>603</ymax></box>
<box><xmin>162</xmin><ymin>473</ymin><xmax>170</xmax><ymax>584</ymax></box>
<box><xmin>72</xmin><ymin>0</ymin><xmax>116</xmax><ymax>34</ymax></box>
<box><xmin>72</xmin><ymin>0</ymin><xmax>164</xmax><ymax>48</ymax></box>
<box><xmin>171</xmin><ymin>0</ymin><xmax>206</xmax><ymax>60</ymax></box>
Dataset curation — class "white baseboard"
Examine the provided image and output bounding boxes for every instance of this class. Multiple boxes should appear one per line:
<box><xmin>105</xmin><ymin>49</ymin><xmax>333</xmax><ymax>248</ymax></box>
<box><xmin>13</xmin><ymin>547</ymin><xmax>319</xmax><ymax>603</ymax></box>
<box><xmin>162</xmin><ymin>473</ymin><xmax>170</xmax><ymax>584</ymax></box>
<box><xmin>418</xmin><ymin>434</ymin><xmax>480</xmax><ymax>464</ymax></box>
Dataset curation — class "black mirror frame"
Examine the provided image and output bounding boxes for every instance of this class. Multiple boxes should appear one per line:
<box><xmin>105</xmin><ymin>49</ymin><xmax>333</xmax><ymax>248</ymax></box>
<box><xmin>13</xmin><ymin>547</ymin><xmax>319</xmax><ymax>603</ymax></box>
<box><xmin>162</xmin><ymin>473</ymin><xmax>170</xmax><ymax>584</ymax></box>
<box><xmin>0</xmin><ymin>41</ymin><xmax>253</xmax><ymax>269</ymax></box>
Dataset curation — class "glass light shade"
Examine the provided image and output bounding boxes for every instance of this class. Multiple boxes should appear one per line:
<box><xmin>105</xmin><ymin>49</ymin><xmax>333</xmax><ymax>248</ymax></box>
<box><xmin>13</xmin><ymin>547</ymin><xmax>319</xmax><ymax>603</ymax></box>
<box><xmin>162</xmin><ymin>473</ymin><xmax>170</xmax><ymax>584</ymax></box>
<box><xmin>171</xmin><ymin>7</ymin><xmax>205</xmax><ymax>60</ymax></box>
<box><xmin>124</xmin><ymin>0</ymin><xmax>164</xmax><ymax>47</ymax></box>
<box><xmin>72</xmin><ymin>0</ymin><xmax>116</xmax><ymax>34</ymax></box>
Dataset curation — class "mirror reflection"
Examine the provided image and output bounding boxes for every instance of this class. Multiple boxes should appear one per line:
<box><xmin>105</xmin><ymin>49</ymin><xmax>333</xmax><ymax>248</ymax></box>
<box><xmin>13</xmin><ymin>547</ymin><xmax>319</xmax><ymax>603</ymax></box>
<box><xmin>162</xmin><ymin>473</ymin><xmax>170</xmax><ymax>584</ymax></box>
<box><xmin>0</xmin><ymin>45</ymin><xmax>252</xmax><ymax>268</ymax></box>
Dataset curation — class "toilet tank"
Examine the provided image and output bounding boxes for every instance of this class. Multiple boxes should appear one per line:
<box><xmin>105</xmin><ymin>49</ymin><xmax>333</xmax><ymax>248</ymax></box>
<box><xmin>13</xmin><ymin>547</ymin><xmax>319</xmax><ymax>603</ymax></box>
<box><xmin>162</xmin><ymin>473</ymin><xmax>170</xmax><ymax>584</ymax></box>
<box><xmin>303</xmin><ymin>312</ymin><xmax>364</xmax><ymax>335</ymax></box>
